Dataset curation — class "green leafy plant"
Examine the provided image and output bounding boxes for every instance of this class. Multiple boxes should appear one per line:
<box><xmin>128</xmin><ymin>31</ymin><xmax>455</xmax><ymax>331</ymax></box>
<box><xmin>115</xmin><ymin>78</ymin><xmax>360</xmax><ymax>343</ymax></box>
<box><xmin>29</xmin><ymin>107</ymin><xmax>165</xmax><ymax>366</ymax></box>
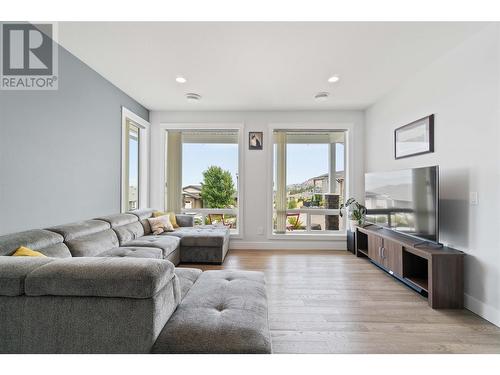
<box><xmin>200</xmin><ymin>166</ymin><xmax>236</xmax><ymax>208</ymax></box>
<box><xmin>287</xmin><ymin>216</ymin><xmax>303</xmax><ymax>230</ymax></box>
<box><xmin>339</xmin><ymin>197</ymin><xmax>367</xmax><ymax>225</ymax></box>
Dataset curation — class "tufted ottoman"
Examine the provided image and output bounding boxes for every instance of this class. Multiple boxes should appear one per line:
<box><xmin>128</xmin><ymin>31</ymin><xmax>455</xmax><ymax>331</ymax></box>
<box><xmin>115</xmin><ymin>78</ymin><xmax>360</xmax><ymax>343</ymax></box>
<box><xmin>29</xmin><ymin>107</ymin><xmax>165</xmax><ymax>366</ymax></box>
<box><xmin>152</xmin><ymin>270</ymin><xmax>272</xmax><ymax>354</ymax></box>
<box><xmin>165</xmin><ymin>225</ymin><xmax>230</xmax><ymax>264</ymax></box>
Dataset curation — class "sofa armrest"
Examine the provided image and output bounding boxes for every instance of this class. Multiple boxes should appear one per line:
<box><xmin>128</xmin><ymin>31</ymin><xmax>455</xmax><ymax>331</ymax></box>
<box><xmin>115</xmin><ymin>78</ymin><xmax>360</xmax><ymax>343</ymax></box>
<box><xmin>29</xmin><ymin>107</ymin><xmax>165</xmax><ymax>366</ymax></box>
<box><xmin>25</xmin><ymin>257</ymin><xmax>175</xmax><ymax>299</ymax></box>
<box><xmin>176</xmin><ymin>214</ymin><xmax>194</xmax><ymax>227</ymax></box>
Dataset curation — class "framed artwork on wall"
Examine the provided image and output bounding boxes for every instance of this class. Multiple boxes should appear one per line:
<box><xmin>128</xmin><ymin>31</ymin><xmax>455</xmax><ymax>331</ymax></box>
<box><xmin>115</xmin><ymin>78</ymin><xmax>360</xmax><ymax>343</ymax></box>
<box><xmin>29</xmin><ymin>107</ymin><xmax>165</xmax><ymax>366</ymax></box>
<box><xmin>249</xmin><ymin>131</ymin><xmax>263</xmax><ymax>150</ymax></box>
<box><xmin>394</xmin><ymin>114</ymin><xmax>434</xmax><ymax>159</ymax></box>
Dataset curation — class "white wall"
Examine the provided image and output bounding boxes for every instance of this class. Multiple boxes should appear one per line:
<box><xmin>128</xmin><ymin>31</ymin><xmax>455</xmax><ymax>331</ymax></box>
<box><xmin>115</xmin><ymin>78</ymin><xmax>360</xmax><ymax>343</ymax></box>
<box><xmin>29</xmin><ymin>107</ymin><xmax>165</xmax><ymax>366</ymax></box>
<box><xmin>150</xmin><ymin>110</ymin><xmax>364</xmax><ymax>250</ymax></box>
<box><xmin>365</xmin><ymin>25</ymin><xmax>500</xmax><ymax>326</ymax></box>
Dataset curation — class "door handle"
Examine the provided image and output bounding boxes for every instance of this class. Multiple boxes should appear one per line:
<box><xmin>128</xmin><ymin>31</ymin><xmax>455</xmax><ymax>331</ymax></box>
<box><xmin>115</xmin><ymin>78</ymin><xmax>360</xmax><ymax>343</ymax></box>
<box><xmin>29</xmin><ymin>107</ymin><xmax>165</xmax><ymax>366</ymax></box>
<box><xmin>381</xmin><ymin>247</ymin><xmax>385</xmax><ymax>259</ymax></box>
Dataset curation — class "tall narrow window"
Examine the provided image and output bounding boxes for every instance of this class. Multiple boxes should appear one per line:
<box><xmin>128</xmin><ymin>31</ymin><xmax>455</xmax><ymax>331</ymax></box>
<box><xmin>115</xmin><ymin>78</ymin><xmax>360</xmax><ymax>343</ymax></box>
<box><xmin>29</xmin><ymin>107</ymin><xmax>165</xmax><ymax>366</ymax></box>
<box><xmin>121</xmin><ymin>108</ymin><xmax>150</xmax><ymax>212</ymax></box>
<box><xmin>165</xmin><ymin>129</ymin><xmax>240</xmax><ymax>234</ymax></box>
<box><xmin>273</xmin><ymin>130</ymin><xmax>346</xmax><ymax>234</ymax></box>
<box><xmin>124</xmin><ymin>120</ymin><xmax>140</xmax><ymax>211</ymax></box>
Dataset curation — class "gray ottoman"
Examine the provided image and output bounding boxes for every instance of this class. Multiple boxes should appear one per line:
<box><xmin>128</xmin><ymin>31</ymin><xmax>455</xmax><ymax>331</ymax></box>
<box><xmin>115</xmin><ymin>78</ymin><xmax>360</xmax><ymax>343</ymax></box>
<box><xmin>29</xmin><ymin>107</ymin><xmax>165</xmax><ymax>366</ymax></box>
<box><xmin>165</xmin><ymin>225</ymin><xmax>230</xmax><ymax>264</ymax></box>
<box><xmin>152</xmin><ymin>270</ymin><xmax>271</xmax><ymax>354</ymax></box>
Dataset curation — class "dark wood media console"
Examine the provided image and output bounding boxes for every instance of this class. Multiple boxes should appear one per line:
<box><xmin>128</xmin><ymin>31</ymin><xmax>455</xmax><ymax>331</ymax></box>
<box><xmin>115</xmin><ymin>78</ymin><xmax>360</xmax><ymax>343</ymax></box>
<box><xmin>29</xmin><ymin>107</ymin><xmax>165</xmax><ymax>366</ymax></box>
<box><xmin>355</xmin><ymin>226</ymin><xmax>464</xmax><ymax>309</ymax></box>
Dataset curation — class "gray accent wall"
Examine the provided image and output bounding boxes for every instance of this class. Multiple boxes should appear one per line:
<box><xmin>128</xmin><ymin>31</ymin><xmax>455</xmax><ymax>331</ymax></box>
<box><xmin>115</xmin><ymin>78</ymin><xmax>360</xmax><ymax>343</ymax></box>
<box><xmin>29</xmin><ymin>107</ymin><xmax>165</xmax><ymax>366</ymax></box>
<box><xmin>0</xmin><ymin>45</ymin><xmax>149</xmax><ymax>235</ymax></box>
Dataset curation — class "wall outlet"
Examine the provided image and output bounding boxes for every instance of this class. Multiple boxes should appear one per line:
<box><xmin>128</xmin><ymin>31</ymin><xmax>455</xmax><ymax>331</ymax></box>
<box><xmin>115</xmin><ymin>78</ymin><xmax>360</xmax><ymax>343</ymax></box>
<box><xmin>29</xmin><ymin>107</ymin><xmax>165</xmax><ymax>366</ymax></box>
<box><xmin>470</xmin><ymin>191</ymin><xmax>478</xmax><ymax>205</ymax></box>
<box><xmin>256</xmin><ymin>226</ymin><xmax>264</xmax><ymax>235</ymax></box>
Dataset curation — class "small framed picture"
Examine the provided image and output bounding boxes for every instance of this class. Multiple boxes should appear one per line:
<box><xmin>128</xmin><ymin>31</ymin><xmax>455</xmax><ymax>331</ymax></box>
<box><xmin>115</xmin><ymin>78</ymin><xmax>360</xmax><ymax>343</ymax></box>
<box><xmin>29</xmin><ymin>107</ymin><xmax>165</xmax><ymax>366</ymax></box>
<box><xmin>249</xmin><ymin>131</ymin><xmax>263</xmax><ymax>150</ymax></box>
<box><xmin>394</xmin><ymin>114</ymin><xmax>434</xmax><ymax>159</ymax></box>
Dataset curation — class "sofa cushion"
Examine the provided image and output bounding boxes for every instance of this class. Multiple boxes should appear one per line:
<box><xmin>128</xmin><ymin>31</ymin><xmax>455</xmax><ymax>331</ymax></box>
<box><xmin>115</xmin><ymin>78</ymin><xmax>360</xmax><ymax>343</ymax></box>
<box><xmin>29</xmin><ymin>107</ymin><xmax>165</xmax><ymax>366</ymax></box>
<box><xmin>124</xmin><ymin>235</ymin><xmax>180</xmax><ymax>259</ymax></box>
<box><xmin>112</xmin><ymin>222</ymin><xmax>146</xmax><ymax>244</ymax></box>
<box><xmin>67</xmin><ymin>230</ymin><xmax>120</xmax><ymax>257</ymax></box>
<box><xmin>0</xmin><ymin>229</ymin><xmax>71</xmax><ymax>257</ymax></box>
<box><xmin>95</xmin><ymin>213</ymin><xmax>138</xmax><ymax>227</ymax></box>
<box><xmin>165</xmin><ymin>248</ymin><xmax>181</xmax><ymax>266</ymax></box>
<box><xmin>127</xmin><ymin>208</ymin><xmax>155</xmax><ymax>235</ymax></box>
<box><xmin>96</xmin><ymin>213</ymin><xmax>145</xmax><ymax>244</ymax></box>
<box><xmin>175</xmin><ymin>214</ymin><xmax>195</xmax><ymax>228</ymax></box>
<box><xmin>25</xmin><ymin>257</ymin><xmax>175</xmax><ymax>299</ymax></box>
<box><xmin>47</xmin><ymin>220</ymin><xmax>110</xmax><ymax>241</ymax></box>
<box><xmin>166</xmin><ymin>226</ymin><xmax>229</xmax><ymax>247</ymax></box>
<box><xmin>127</xmin><ymin>208</ymin><xmax>155</xmax><ymax>221</ymax></box>
<box><xmin>97</xmin><ymin>246</ymin><xmax>163</xmax><ymax>259</ymax></box>
<box><xmin>0</xmin><ymin>257</ymin><xmax>55</xmax><ymax>296</ymax></box>
<box><xmin>174</xmin><ymin>268</ymin><xmax>202</xmax><ymax>300</ymax></box>
<box><xmin>47</xmin><ymin>218</ymin><xmax>119</xmax><ymax>257</ymax></box>
<box><xmin>152</xmin><ymin>270</ymin><xmax>271</xmax><ymax>354</ymax></box>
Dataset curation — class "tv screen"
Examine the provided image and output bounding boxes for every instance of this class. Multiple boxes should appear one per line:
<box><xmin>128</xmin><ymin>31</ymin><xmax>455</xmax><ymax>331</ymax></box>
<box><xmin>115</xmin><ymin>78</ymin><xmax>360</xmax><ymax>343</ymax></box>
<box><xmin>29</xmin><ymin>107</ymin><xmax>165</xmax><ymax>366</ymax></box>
<box><xmin>365</xmin><ymin>166</ymin><xmax>439</xmax><ymax>243</ymax></box>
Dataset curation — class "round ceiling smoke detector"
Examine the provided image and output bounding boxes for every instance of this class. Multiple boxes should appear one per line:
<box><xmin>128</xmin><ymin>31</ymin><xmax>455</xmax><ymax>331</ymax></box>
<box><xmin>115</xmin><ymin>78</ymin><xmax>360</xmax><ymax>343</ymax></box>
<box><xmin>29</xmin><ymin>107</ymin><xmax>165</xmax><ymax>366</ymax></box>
<box><xmin>314</xmin><ymin>92</ymin><xmax>330</xmax><ymax>102</ymax></box>
<box><xmin>186</xmin><ymin>93</ymin><xmax>202</xmax><ymax>102</ymax></box>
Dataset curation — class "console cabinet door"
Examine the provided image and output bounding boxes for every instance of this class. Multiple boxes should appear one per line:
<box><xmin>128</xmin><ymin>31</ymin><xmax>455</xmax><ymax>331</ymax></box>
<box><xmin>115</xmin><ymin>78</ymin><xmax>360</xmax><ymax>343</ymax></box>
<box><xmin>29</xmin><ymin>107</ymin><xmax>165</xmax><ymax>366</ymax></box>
<box><xmin>383</xmin><ymin>240</ymin><xmax>403</xmax><ymax>277</ymax></box>
<box><xmin>367</xmin><ymin>233</ymin><xmax>383</xmax><ymax>264</ymax></box>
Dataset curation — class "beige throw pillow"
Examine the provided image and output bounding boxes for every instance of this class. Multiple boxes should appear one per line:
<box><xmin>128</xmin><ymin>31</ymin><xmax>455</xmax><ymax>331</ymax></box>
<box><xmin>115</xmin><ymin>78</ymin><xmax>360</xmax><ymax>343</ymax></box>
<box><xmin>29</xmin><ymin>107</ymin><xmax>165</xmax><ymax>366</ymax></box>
<box><xmin>147</xmin><ymin>215</ymin><xmax>174</xmax><ymax>235</ymax></box>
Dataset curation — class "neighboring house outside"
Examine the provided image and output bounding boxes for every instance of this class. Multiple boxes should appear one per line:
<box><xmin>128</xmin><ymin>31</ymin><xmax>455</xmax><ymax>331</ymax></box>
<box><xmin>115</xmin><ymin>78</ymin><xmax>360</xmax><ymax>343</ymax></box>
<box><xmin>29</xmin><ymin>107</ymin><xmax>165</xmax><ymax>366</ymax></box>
<box><xmin>182</xmin><ymin>184</ymin><xmax>238</xmax><ymax>209</ymax></box>
<box><xmin>286</xmin><ymin>172</ymin><xmax>345</xmax><ymax>207</ymax></box>
<box><xmin>182</xmin><ymin>185</ymin><xmax>203</xmax><ymax>209</ymax></box>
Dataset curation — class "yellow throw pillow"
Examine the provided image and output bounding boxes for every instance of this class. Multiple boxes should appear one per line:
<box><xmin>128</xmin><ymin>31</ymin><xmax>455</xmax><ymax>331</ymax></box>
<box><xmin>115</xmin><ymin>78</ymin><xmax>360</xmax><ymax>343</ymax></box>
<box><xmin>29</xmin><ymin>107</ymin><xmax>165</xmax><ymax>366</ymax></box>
<box><xmin>153</xmin><ymin>211</ymin><xmax>179</xmax><ymax>228</ymax></box>
<box><xmin>12</xmin><ymin>246</ymin><xmax>46</xmax><ymax>257</ymax></box>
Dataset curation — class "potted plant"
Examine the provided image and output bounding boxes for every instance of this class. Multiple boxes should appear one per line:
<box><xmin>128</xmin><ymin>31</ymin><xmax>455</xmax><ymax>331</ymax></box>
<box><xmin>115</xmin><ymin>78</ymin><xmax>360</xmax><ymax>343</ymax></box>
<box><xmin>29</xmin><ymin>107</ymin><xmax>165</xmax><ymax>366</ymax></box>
<box><xmin>339</xmin><ymin>197</ymin><xmax>367</xmax><ymax>230</ymax></box>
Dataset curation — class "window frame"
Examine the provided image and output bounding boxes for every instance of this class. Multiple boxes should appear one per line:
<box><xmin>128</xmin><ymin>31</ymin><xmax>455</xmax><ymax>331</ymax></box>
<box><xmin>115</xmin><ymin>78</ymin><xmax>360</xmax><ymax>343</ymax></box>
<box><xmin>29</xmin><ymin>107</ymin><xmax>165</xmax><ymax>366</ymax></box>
<box><xmin>159</xmin><ymin>123</ymin><xmax>245</xmax><ymax>239</ymax></box>
<box><xmin>121</xmin><ymin>107</ymin><xmax>150</xmax><ymax>212</ymax></box>
<box><xmin>267</xmin><ymin>123</ymin><xmax>351</xmax><ymax>240</ymax></box>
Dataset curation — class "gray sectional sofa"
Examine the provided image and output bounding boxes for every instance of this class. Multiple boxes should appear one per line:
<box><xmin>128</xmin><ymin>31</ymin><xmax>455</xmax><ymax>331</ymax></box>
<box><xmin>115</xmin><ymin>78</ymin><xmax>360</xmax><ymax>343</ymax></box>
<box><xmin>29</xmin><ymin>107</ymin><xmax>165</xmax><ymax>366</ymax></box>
<box><xmin>0</xmin><ymin>209</ymin><xmax>271</xmax><ymax>354</ymax></box>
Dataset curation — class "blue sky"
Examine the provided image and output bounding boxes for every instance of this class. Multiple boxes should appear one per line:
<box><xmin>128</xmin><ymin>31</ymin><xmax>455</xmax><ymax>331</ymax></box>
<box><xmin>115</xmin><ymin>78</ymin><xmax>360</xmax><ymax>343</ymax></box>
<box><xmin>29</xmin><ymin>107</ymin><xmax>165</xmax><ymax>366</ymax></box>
<box><xmin>182</xmin><ymin>143</ymin><xmax>344</xmax><ymax>187</ymax></box>
<box><xmin>183</xmin><ymin>144</ymin><xmax>239</xmax><ymax>186</ymax></box>
<box><xmin>128</xmin><ymin>137</ymin><xmax>139</xmax><ymax>187</ymax></box>
<box><xmin>286</xmin><ymin>143</ymin><xmax>344</xmax><ymax>185</ymax></box>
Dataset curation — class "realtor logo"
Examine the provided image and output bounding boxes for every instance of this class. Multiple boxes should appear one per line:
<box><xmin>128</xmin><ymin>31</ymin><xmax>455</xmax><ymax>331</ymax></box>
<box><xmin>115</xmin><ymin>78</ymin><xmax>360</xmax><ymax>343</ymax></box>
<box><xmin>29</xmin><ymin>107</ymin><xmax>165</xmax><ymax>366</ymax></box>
<box><xmin>1</xmin><ymin>22</ymin><xmax>58</xmax><ymax>90</ymax></box>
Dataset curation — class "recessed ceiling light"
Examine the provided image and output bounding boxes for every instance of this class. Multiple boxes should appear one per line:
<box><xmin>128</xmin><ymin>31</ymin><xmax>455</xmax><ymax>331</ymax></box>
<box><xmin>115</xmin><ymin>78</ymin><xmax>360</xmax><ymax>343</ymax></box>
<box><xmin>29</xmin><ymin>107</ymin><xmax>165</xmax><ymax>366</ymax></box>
<box><xmin>175</xmin><ymin>76</ymin><xmax>187</xmax><ymax>83</ymax></box>
<box><xmin>314</xmin><ymin>92</ymin><xmax>330</xmax><ymax>102</ymax></box>
<box><xmin>328</xmin><ymin>75</ymin><xmax>340</xmax><ymax>83</ymax></box>
<box><xmin>186</xmin><ymin>93</ymin><xmax>202</xmax><ymax>102</ymax></box>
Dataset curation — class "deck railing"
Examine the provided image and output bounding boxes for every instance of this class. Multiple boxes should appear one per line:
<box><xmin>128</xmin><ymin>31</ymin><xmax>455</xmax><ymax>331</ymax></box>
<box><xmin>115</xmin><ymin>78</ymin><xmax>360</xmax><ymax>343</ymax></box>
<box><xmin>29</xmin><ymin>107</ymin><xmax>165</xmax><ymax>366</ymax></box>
<box><xmin>181</xmin><ymin>208</ymin><xmax>239</xmax><ymax>233</ymax></box>
<box><xmin>274</xmin><ymin>208</ymin><xmax>344</xmax><ymax>233</ymax></box>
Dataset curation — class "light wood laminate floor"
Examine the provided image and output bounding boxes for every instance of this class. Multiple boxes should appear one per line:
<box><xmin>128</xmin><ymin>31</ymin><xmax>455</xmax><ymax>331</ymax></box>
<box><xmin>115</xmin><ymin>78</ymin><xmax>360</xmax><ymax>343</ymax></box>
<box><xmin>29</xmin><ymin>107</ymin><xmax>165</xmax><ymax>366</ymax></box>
<box><xmin>180</xmin><ymin>250</ymin><xmax>500</xmax><ymax>354</ymax></box>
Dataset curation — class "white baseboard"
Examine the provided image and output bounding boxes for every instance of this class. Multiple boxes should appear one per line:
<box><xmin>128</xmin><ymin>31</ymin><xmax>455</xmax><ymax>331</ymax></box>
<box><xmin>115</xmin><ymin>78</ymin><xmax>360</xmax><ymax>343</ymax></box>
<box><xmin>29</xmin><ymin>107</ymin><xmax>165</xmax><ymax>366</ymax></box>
<box><xmin>464</xmin><ymin>293</ymin><xmax>500</xmax><ymax>327</ymax></box>
<box><xmin>229</xmin><ymin>240</ymin><xmax>347</xmax><ymax>250</ymax></box>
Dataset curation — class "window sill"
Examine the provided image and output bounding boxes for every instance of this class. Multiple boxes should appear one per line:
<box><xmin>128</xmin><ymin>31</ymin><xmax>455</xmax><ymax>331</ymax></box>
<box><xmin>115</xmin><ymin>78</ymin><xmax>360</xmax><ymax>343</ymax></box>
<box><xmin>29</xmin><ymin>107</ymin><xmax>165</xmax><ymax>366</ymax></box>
<box><xmin>269</xmin><ymin>232</ymin><xmax>347</xmax><ymax>241</ymax></box>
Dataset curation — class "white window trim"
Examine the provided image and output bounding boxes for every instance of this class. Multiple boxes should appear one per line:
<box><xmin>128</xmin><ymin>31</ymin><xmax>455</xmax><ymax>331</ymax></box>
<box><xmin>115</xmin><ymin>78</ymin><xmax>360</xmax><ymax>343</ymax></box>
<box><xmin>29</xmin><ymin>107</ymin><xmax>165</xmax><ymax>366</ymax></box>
<box><xmin>266</xmin><ymin>122</ymin><xmax>353</xmax><ymax>240</ymax></box>
<box><xmin>121</xmin><ymin>107</ymin><xmax>150</xmax><ymax>212</ymax></box>
<box><xmin>158</xmin><ymin>122</ymin><xmax>245</xmax><ymax>239</ymax></box>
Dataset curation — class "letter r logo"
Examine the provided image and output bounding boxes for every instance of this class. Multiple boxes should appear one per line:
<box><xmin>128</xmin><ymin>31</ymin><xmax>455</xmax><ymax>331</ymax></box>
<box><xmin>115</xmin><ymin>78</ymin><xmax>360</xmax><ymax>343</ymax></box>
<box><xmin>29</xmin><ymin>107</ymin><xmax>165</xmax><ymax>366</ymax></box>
<box><xmin>2</xmin><ymin>23</ymin><xmax>53</xmax><ymax>75</ymax></box>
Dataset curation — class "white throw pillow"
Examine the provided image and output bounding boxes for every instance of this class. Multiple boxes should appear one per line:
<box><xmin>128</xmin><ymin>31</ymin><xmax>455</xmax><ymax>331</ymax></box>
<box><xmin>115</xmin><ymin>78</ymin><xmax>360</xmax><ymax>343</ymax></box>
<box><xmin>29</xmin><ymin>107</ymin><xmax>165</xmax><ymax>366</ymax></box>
<box><xmin>147</xmin><ymin>215</ymin><xmax>174</xmax><ymax>235</ymax></box>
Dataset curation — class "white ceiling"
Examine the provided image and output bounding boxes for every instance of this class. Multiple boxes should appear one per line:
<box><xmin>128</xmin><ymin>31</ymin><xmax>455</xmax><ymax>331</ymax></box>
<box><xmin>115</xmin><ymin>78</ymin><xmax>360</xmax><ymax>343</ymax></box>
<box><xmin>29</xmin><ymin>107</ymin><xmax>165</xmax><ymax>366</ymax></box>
<box><xmin>58</xmin><ymin>22</ymin><xmax>487</xmax><ymax>111</ymax></box>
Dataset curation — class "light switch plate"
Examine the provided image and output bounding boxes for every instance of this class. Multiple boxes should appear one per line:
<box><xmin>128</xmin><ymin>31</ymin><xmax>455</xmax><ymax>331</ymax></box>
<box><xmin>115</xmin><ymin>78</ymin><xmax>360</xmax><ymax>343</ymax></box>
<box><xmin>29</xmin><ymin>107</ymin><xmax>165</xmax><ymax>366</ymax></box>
<box><xmin>470</xmin><ymin>191</ymin><xmax>478</xmax><ymax>205</ymax></box>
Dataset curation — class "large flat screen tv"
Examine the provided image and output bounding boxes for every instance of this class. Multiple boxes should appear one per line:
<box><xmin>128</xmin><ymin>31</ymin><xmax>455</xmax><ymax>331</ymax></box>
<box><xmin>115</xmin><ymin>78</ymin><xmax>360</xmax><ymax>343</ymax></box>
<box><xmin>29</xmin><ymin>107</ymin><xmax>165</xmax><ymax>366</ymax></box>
<box><xmin>365</xmin><ymin>166</ymin><xmax>439</xmax><ymax>243</ymax></box>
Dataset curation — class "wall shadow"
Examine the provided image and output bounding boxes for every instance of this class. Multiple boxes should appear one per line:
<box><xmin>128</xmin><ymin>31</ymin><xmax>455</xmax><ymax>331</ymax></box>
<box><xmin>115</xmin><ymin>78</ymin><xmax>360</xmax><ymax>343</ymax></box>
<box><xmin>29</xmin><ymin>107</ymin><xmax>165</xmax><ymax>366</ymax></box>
<box><xmin>439</xmin><ymin>167</ymin><xmax>470</xmax><ymax>250</ymax></box>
